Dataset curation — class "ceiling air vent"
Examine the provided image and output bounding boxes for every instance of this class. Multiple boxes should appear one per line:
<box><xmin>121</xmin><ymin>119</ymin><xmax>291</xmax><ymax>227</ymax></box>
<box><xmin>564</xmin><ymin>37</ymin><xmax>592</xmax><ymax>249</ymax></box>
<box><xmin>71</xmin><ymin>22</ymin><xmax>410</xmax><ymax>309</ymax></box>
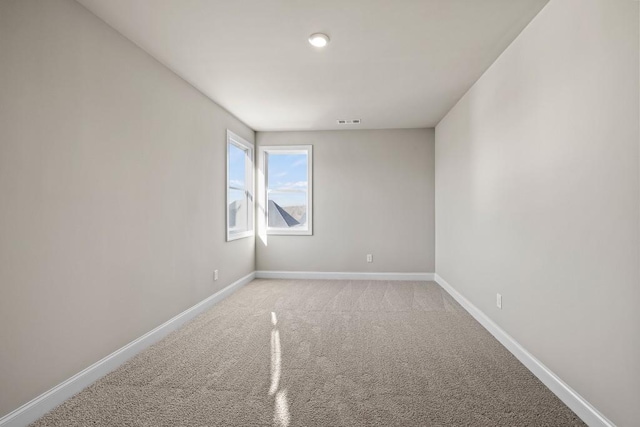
<box><xmin>337</xmin><ymin>119</ymin><xmax>361</xmax><ymax>125</ymax></box>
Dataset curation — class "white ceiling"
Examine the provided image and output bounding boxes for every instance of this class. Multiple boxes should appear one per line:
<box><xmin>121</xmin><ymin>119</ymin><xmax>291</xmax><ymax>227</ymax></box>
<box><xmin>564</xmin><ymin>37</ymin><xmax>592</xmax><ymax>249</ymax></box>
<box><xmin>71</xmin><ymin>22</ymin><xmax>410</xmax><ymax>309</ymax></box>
<box><xmin>77</xmin><ymin>0</ymin><xmax>549</xmax><ymax>131</ymax></box>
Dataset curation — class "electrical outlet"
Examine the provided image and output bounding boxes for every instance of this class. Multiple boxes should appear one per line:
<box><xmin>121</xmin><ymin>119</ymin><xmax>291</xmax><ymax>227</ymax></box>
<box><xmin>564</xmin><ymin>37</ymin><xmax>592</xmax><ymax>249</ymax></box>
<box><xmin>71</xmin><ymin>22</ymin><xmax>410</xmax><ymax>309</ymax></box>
<box><xmin>214</xmin><ymin>270</ymin><xmax>219</xmax><ymax>281</ymax></box>
<box><xmin>496</xmin><ymin>293</ymin><xmax>502</xmax><ymax>309</ymax></box>
<box><xmin>366</xmin><ymin>254</ymin><xmax>373</xmax><ymax>263</ymax></box>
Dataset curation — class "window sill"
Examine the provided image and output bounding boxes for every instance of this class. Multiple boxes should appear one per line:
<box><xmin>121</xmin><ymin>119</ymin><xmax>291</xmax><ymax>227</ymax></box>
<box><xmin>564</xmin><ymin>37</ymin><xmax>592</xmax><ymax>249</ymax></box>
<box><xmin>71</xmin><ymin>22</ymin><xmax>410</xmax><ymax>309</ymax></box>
<box><xmin>227</xmin><ymin>231</ymin><xmax>255</xmax><ymax>241</ymax></box>
<box><xmin>266</xmin><ymin>229</ymin><xmax>312</xmax><ymax>236</ymax></box>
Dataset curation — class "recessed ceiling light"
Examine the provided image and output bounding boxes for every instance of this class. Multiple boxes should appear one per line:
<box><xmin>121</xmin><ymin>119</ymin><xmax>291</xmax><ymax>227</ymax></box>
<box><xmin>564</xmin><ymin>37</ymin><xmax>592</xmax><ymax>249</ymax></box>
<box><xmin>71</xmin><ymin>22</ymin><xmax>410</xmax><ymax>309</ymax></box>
<box><xmin>308</xmin><ymin>33</ymin><xmax>330</xmax><ymax>48</ymax></box>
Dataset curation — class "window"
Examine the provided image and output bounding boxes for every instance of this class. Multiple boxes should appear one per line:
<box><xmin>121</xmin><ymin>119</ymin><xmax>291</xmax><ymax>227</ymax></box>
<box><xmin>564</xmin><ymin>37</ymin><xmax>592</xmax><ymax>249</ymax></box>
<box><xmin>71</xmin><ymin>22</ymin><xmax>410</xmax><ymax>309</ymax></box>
<box><xmin>226</xmin><ymin>130</ymin><xmax>254</xmax><ymax>241</ymax></box>
<box><xmin>259</xmin><ymin>145</ymin><xmax>313</xmax><ymax>235</ymax></box>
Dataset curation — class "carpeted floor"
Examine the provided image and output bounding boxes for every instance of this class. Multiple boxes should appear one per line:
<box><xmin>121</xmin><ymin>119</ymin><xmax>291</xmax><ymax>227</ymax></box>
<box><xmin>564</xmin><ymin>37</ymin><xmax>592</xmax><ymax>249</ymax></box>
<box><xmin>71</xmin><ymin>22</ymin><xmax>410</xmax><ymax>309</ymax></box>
<box><xmin>31</xmin><ymin>279</ymin><xmax>585</xmax><ymax>426</ymax></box>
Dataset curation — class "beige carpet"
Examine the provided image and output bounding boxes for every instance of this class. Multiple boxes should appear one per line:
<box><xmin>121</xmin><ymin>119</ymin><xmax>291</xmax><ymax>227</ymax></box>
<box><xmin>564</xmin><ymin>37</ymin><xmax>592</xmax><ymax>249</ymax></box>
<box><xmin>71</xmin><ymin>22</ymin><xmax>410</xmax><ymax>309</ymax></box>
<box><xmin>31</xmin><ymin>279</ymin><xmax>585</xmax><ymax>426</ymax></box>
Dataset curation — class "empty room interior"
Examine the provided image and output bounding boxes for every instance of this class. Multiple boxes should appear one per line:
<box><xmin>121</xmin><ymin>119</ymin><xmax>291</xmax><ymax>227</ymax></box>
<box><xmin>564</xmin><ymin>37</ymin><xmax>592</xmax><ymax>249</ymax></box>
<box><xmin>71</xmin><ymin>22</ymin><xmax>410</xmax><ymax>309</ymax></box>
<box><xmin>1</xmin><ymin>0</ymin><xmax>639</xmax><ymax>426</ymax></box>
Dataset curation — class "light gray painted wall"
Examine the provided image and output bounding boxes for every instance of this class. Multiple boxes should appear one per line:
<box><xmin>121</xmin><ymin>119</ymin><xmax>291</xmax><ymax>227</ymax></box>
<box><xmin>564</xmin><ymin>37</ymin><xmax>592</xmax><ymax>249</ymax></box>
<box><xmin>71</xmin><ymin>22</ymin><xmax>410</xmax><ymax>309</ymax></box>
<box><xmin>435</xmin><ymin>0</ymin><xmax>639</xmax><ymax>425</ymax></box>
<box><xmin>256</xmin><ymin>129</ymin><xmax>435</xmax><ymax>273</ymax></box>
<box><xmin>0</xmin><ymin>0</ymin><xmax>254</xmax><ymax>417</ymax></box>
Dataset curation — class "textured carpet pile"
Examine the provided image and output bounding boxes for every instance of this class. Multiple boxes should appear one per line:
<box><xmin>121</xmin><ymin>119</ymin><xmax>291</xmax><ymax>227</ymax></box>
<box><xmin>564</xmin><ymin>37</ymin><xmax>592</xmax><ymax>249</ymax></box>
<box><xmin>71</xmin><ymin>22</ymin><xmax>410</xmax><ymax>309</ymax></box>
<box><xmin>31</xmin><ymin>279</ymin><xmax>585</xmax><ymax>426</ymax></box>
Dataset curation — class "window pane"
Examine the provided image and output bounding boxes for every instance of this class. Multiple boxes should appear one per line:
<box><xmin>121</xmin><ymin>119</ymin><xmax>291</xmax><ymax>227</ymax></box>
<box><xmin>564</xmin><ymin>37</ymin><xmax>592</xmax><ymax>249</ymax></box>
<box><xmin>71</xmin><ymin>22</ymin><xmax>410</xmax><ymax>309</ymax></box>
<box><xmin>228</xmin><ymin>143</ymin><xmax>246</xmax><ymax>189</ymax></box>
<box><xmin>228</xmin><ymin>143</ymin><xmax>248</xmax><ymax>233</ymax></box>
<box><xmin>268</xmin><ymin>191</ymin><xmax>307</xmax><ymax>228</ymax></box>
<box><xmin>267</xmin><ymin>152</ymin><xmax>308</xmax><ymax>230</ymax></box>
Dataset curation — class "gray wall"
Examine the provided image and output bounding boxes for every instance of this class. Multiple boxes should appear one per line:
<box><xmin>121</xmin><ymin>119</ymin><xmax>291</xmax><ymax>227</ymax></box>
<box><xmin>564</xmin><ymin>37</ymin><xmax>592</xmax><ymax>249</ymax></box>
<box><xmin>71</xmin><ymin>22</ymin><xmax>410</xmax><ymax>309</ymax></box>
<box><xmin>0</xmin><ymin>0</ymin><xmax>254</xmax><ymax>417</ymax></box>
<box><xmin>256</xmin><ymin>129</ymin><xmax>435</xmax><ymax>273</ymax></box>
<box><xmin>435</xmin><ymin>0</ymin><xmax>639</xmax><ymax>425</ymax></box>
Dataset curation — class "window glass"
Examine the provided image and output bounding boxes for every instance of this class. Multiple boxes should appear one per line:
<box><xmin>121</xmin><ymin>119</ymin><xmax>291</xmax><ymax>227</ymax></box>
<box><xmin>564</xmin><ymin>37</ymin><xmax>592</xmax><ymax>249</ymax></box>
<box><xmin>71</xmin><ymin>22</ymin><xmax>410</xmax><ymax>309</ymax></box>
<box><xmin>226</xmin><ymin>131</ymin><xmax>254</xmax><ymax>241</ymax></box>
<box><xmin>267</xmin><ymin>153</ymin><xmax>308</xmax><ymax>229</ymax></box>
<box><xmin>259</xmin><ymin>145</ymin><xmax>312</xmax><ymax>236</ymax></box>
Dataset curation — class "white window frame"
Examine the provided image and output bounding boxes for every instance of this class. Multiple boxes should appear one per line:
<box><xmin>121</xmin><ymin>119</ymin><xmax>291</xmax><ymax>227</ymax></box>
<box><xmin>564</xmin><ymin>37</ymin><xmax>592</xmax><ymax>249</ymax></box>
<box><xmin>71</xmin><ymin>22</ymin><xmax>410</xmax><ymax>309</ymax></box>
<box><xmin>226</xmin><ymin>130</ymin><xmax>254</xmax><ymax>241</ymax></box>
<box><xmin>258</xmin><ymin>145</ymin><xmax>313</xmax><ymax>236</ymax></box>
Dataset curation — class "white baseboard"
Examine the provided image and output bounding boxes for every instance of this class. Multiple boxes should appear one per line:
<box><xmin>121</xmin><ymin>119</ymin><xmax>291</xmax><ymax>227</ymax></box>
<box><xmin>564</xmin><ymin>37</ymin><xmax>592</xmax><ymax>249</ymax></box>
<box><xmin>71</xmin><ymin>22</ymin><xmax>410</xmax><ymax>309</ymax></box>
<box><xmin>255</xmin><ymin>270</ymin><xmax>435</xmax><ymax>281</ymax></box>
<box><xmin>0</xmin><ymin>272</ymin><xmax>256</xmax><ymax>427</ymax></box>
<box><xmin>434</xmin><ymin>274</ymin><xmax>615</xmax><ymax>427</ymax></box>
